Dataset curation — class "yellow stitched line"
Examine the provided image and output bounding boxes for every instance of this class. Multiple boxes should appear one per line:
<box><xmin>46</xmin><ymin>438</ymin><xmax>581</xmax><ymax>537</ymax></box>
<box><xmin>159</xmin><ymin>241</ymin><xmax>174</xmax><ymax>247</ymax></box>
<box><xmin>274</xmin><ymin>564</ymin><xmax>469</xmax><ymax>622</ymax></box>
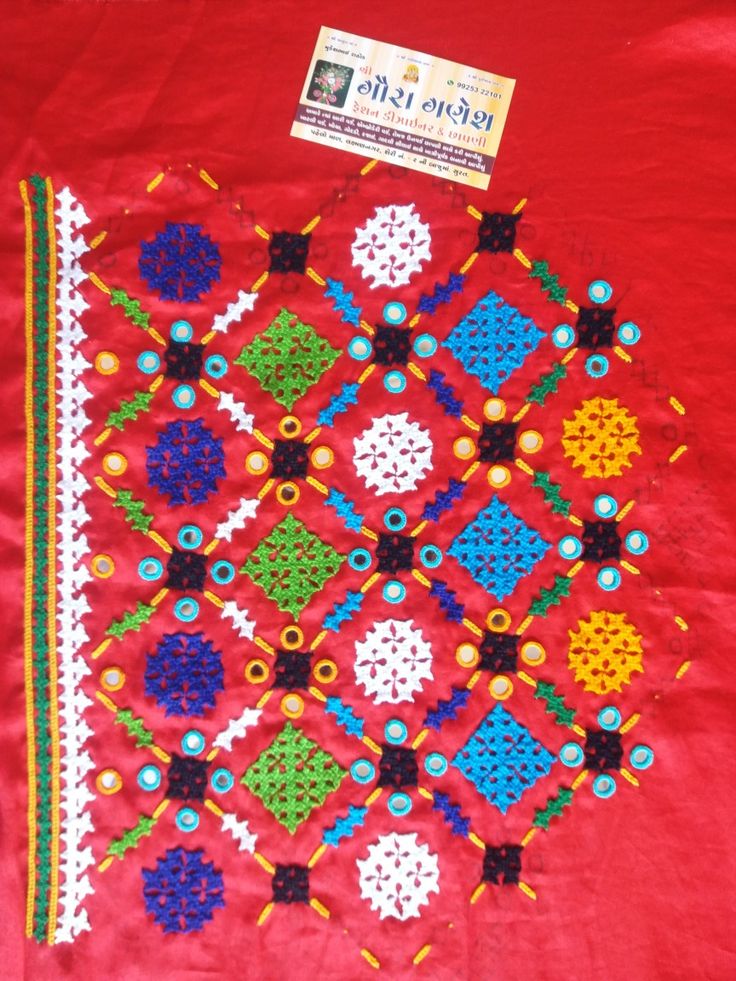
<box><xmin>146</xmin><ymin>172</ymin><xmax>165</xmax><ymax>193</ymax></box>
<box><xmin>45</xmin><ymin>177</ymin><xmax>61</xmax><ymax>943</ymax></box>
<box><xmin>669</xmin><ymin>395</ymin><xmax>685</xmax><ymax>415</ymax></box>
<box><xmin>413</xmin><ymin>944</ymin><xmax>432</xmax><ymax>965</ymax></box>
<box><xmin>20</xmin><ymin>179</ymin><xmax>38</xmax><ymax>939</ymax></box>
<box><xmin>669</xmin><ymin>444</ymin><xmax>687</xmax><ymax>463</ymax></box>
<box><xmin>199</xmin><ymin>168</ymin><xmax>219</xmax><ymax>190</ymax></box>
<box><xmin>360</xmin><ymin>948</ymin><xmax>380</xmax><ymax>970</ymax></box>
<box><xmin>360</xmin><ymin>159</ymin><xmax>378</xmax><ymax>175</ymax></box>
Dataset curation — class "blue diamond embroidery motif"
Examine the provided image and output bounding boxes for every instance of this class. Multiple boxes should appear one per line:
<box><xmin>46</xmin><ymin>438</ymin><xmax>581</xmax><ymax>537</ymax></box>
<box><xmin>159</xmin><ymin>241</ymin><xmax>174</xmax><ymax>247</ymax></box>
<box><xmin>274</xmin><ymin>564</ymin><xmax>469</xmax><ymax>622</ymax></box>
<box><xmin>442</xmin><ymin>289</ymin><xmax>544</xmax><ymax>394</ymax></box>
<box><xmin>452</xmin><ymin>705</ymin><xmax>555</xmax><ymax>813</ymax></box>
<box><xmin>448</xmin><ymin>495</ymin><xmax>550</xmax><ymax>600</ymax></box>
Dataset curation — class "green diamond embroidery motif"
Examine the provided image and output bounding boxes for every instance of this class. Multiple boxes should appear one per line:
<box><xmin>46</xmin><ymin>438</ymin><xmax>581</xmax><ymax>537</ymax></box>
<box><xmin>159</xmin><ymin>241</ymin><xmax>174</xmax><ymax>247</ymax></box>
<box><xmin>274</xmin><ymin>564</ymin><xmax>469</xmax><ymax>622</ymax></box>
<box><xmin>240</xmin><ymin>512</ymin><xmax>345</xmax><ymax>618</ymax></box>
<box><xmin>234</xmin><ymin>307</ymin><xmax>341</xmax><ymax>410</ymax></box>
<box><xmin>242</xmin><ymin>722</ymin><xmax>346</xmax><ymax>833</ymax></box>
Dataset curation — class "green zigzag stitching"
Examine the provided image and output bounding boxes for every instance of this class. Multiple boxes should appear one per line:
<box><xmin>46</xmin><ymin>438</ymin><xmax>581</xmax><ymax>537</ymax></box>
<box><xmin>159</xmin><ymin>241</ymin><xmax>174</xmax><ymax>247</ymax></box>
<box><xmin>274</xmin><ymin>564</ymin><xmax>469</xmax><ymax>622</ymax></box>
<box><xmin>113</xmin><ymin>489</ymin><xmax>153</xmax><ymax>533</ymax></box>
<box><xmin>106</xmin><ymin>391</ymin><xmax>154</xmax><ymax>431</ymax></box>
<box><xmin>110</xmin><ymin>287</ymin><xmax>150</xmax><ymax>329</ymax></box>
<box><xmin>106</xmin><ymin>601</ymin><xmax>156</xmax><ymax>639</ymax></box>
<box><xmin>528</xmin><ymin>362</ymin><xmax>566</xmax><ymax>405</ymax></box>
<box><xmin>529</xmin><ymin>259</ymin><xmax>568</xmax><ymax>304</ymax></box>
<box><xmin>106</xmin><ymin>814</ymin><xmax>157</xmax><ymax>859</ymax></box>
<box><xmin>534</xmin><ymin>680</ymin><xmax>576</xmax><ymax>727</ymax></box>
<box><xmin>533</xmin><ymin>787</ymin><xmax>574</xmax><ymax>830</ymax></box>
<box><xmin>532</xmin><ymin>471</ymin><xmax>572</xmax><ymax>517</ymax></box>
<box><xmin>29</xmin><ymin>173</ymin><xmax>52</xmax><ymax>942</ymax></box>
<box><xmin>114</xmin><ymin>708</ymin><xmax>155</xmax><ymax>748</ymax></box>
<box><xmin>528</xmin><ymin>574</ymin><xmax>572</xmax><ymax>617</ymax></box>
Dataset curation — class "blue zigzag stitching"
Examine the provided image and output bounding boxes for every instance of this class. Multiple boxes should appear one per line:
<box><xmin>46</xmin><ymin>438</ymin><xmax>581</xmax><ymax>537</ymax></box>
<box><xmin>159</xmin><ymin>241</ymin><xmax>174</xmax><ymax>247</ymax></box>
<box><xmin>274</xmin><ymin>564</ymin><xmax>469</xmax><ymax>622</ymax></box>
<box><xmin>427</xmin><ymin>369</ymin><xmax>463</xmax><ymax>417</ymax></box>
<box><xmin>325</xmin><ymin>696</ymin><xmax>364</xmax><ymax>737</ymax></box>
<box><xmin>324</xmin><ymin>488</ymin><xmax>364</xmax><ymax>532</ymax></box>
<box><xmin>422</xmin><ymin>478</ymin><xmax>465</xmax><ymax>522</ymax></box>
<box><xmin>432</xmin><ymin>792</ymin><xmax>470</xmax><ymax>837</ymax></box>
<box><xmin>429</xmin><ymin>579</ymin><xmax>465</xmax><ymax>623</ymax></box>
<box><xmin>424</xmin><ymin>687</ymin><xmax>471</xmax><ymax>730</ymax></box>
<box><xmin>323</xmin><ymin>590</ymin><xmax>364</xmax><ymax>631</ymax></box>
<box><xmin>323</xmin><ymin>806</ymin><xmax>368</xmax><ymax>847</ymax></box>
<box><xmin>317</xmin><ymin>382</ymin><xmax>360</xmax><ymax>426</ymax></box>
<box><xmin>324</xmin><ymin>278</ymin><xmax>361</xmax><ymax>326</ymax></box>
<box><xmin>418</xmin><ymin>273</ymin><xmax>465</xmax><ymax>314</ymax></box>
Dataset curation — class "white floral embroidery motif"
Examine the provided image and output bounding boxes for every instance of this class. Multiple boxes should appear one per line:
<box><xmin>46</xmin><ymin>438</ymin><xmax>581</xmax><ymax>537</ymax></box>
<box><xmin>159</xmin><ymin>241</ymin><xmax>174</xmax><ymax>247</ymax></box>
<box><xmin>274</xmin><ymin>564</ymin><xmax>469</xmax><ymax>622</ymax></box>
<box><xmin>357</xmin><ymin>832</ymin><xmax>440</xmax><ymax>921</ymax></box>
<box><xmin>354</xmin><ymin>618</ymin><xmax>433</xmax><ymax>704</ymax></box>
<box><xmin>351</xmin><ymin>203</ymin><xmax>431</xmax><ymax>289</ymax></box>
<box><xmin>353</xmin><ymin>412</ymin><xmax>433</xmax><ymax>496</ymax></box>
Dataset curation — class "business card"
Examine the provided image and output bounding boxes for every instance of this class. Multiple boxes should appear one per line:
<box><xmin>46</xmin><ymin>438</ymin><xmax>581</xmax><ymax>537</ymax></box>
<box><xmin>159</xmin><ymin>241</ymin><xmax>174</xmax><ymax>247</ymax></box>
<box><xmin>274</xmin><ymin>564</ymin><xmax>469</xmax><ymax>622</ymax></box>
<box><xmin>291</xmin><ymin>26</ymin><xmax>515</xmax><ymax>190</ymax></box>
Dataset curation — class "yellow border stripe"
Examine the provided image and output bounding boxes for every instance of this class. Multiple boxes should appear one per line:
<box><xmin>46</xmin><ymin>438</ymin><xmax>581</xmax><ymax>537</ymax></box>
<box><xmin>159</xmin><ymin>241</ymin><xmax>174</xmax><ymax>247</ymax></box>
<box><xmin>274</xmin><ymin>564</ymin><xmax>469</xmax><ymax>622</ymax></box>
<box><xmin>20</xmin><ymin>179</ymin><xmax>38</xmax><ymax>939</ymax></box>
<box><xmin>44</xmin><ymin>177</ymin><xmax>61</xmax><ymax>943</ymax></box>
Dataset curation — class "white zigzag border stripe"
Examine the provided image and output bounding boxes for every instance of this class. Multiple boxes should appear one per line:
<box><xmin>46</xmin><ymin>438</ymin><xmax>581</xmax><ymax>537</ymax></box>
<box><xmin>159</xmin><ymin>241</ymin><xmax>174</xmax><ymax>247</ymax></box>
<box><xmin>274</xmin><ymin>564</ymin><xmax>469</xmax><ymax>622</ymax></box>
<box><xmin>54</xmin><ymin>187</ymin><xmax>96</xmax><ymax>943</ymax></box>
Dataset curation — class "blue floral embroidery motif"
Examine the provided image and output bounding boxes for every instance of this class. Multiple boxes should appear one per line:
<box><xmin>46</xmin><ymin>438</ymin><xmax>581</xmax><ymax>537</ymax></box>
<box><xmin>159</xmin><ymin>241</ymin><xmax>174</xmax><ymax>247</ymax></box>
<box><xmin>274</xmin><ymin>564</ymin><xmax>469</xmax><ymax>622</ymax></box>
<box><xmin>139</xmin><ymin>222</ymin><xmax>221</xmax><ymax>302</ymax></box>
<box><xmin>452</xmin><ymin>705</ymin><xmax>554</xmax><ymax>814</ymax></box>
<box><xmin>146</xmin><ymin>418</ymin><xmax>225</xmax><ymax>506</ymax></box>
<box><xmin>142</xmin><ymin>847</ymin><xmax>225</xmax><ymax>934</ymax></box>
<box><xmin>448</xmin><ymin>495</ymin><xmax>550</xmax><ymax>600</ymax></box>
<box><xmin>145</xmin><ymin>632</ymin><xmax>224</xmax><ymax>717</ymax></box>
<box><xmin>443</xmin><ymin>289</ymin><xmax>544</xmax><ymax>393</ymax></box>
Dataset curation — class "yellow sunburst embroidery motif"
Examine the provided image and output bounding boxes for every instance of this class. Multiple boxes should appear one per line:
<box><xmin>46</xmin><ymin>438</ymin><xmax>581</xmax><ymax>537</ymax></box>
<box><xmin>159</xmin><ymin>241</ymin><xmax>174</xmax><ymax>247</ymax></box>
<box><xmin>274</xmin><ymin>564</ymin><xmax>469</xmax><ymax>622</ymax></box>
<box><xmin>561</xmin><ymin>397</ymin><xmax>641</xmax><ymax>478</ymax></box>
<box><xmin>568</xmin><ymin>610</ymin><xmax>644</xmax><ymax>694</ymax></box>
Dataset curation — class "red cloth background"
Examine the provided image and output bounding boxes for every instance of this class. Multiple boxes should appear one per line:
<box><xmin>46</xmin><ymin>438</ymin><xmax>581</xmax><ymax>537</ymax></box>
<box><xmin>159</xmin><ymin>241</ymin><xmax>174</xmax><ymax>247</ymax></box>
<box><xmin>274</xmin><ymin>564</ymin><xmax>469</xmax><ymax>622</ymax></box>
<box><xmin>1</xmin><ymin>1</ymin><xmax>735</xmax><ymax>978</ymax></box>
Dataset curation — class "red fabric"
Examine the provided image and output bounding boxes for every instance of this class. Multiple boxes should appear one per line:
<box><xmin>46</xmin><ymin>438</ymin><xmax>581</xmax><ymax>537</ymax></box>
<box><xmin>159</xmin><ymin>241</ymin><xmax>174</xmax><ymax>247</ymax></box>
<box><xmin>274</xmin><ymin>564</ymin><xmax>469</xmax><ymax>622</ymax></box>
<box><xmin>2</xmin><ymin>2</ymin><xmax>735</xmax><ymax>979</ymax></box>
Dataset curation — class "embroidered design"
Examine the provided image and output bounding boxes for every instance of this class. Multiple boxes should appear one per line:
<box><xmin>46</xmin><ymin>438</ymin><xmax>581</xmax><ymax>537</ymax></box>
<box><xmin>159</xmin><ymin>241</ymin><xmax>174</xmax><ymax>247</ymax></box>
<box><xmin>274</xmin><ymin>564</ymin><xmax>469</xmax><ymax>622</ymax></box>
<box><xmin>146</xmin><ymin>419</ymin><xmax>225</xmax><ymax>506</ymax></box>
<box><xmin>562</xmin><ymin>397</ymin><xmax>642</xmax><ymax>478</ymax></box>
<box><xmin>144</xmin><ymin>632</ymin><xmax>224</xmax><ymax>716</ymax></box>
<box><xmin>353</xmin><ymin>412</ymin><xmax>433</xmax><ymax>496</ymax></box>
<box><xmin>234</xmin><ymin>307</ymin><xmax>340</xmax><ymax>410</ymax></box>
<box><xmin>351</xmin><ymin>204</ymin><xmax>431</xmax><ymax>289</ymax></box>
<box><xmin>477</xmin><ymin>211</ymin><xmax>520</xmax><ymax>253</ymax></box>
<box><xmin>448</xmin><ymin>496</ymin><xmax>551</xmax><ymax>600</ymax></box>
<box><xmin>242</xmin><ymin>722</ymin><xmax>346</xmax><ymax>833</ymax></box>
<box><xmin>482</xmin><ymin>845</ymin><xmax>523</xmax><ymax>884</ymax></box>
<box><xmin>139</xmin><ymin>222</ymin><xmax>221</xmax><ymax>302</ymax></box>
<box><xmin>357</xmin><ymin>833</ymin><xmax>439</xmax><ymax>920</ymax></box>
<box><xmin>21</xmin><ymin>164</ymin><xmax>688</xmax><ymax>965</ymax></box>
<box><xmin>240</xmin><ymin>513</ymin><xmax>344</xmax><ymax>618</ymax></box>
<box><xmin>443</xmin><ymin>290</ymin><xmax>544</xmax><ymax>394</ymax></box>
<box><xmin>453</xmin><ymin>705</ymin><xmax>555</xmax><ymax>813</ymax></box>
<box><xmin>269</xmin><ymin>231</ymin><xmax>311</xmax><ymax>274</ymax></box>
<box><xmin>568</xmin><ymin>611</ymin><xmax>644</xmax><ymax>693</ymax></box>
<box><xmin>142</xmin><ymin>848</ymin><xmax>224</xmax><ymax>934</ymax></box>
<box><xmin>354</xmin><ymin>618</ymin><xmax>433</xmax><ymax>704</ymax></box>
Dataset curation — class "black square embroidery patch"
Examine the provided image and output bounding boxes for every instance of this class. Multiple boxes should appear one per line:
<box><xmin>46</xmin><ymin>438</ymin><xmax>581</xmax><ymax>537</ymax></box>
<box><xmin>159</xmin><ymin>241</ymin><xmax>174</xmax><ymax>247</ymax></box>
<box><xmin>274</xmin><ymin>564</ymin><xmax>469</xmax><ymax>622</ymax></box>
<box><xmin>376</xmin><ymin>533</ymin><xmax>414</xmax><ymax>573</ymax></box>
<box><xmin>165</xmin><ymin>548</ymin><xmax>207</xmax><ymax>592</ymax></box>
<box><xmin>373</xmin><ymin>326</ymin><xmax>412</xmax><ymax>366</ymax></box>
<box><xmin>479</xmin><ymin>632</ymin><xmax>518</xmax><ymax>673</ymax></box>
<box><xmin>378</xmin><ymin>745</ymin><xmax>418</xmax><ymax>788</ymax></box>
<box><xmin>268</xmin><ymin>231</ymin><xmax>310</xmax><ymax>274</ymax></box>
<box><xmin>483</xmin><ymin>844</ymin><xmax>522</xmax><ymax>884</ymax></box>
<box><xmin>272</xmin><ymin>864</ymin><xmax>309</xmax><ymax>903</ymax></box>
<box><xmin>478</xmin><ymin>422</ymin><xmax>518</xmax><ymax>463</ymax></box>
<box><xmin>584</xmin><ymin>729</ymin><xmax>623</xmax><ymax>771</ymax></box>
<box><xmin>582</xmin><ymin>520</ymin><xmax>621</xmax><ymax>563</ymax></box>
<box><xmin>477</xmin><ymin>212</ymin><xmax>520</xmax><ymax>253</ymax></box>
<box><xmin>271</xmin><ymin>439</ymin><xmax>309</xmax><ymax>480</ymax></box>
<box><xmin>273</xmin><ymin>651</ymin><xmax>311</xmax><ymax>690</ymax></box>
<box><xmin>576</xmin><ymin>306</ymin><xmax>616</xmax><ymax>349</ymax></box>
<box><xmin>166</xmin><ymin>754</ymin><xmax>209</xmax><ymax>801</ymax></box>
<box><xmin>164</xmin><ymin>340</ymin><xmax>204</xmax><ymax>380</ymax></box>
